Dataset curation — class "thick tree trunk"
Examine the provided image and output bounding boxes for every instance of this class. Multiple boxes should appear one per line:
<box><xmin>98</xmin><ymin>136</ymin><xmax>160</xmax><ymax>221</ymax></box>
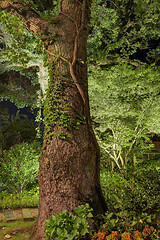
<box><xmin>32</xmin><ymin>1</ymin><xmax>107</xmax><ymax>239</ymax></box>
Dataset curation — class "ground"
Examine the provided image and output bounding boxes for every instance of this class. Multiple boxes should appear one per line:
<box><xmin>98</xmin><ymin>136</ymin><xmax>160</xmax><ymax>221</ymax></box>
<box><xmin>0</xmin><ymin>220</ymin><xmax>34</xmax><ymax>239</ymax></box>
<box><xmin>0</xmin><ymin>208</ymin><xmax>38</xmax><ymax>239</ymax></box>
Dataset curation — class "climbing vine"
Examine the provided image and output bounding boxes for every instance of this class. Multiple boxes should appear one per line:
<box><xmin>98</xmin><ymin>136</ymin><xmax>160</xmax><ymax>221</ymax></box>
<box><xmin>42</xmin><ymin>0</ymin><xmax>89</xmax><ymax>143</ymax></box>
<box><xmin>43</xmin><ymin>63</ymin><xmax>71</xmax><ymax>143</ymax></box>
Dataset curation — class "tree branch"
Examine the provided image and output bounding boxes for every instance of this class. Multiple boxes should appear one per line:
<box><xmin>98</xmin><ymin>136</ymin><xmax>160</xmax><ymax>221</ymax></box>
<box><xmin>0</xmin><ymin>0</ymin><xmax>49</xmax><ymax>37</ymax></box>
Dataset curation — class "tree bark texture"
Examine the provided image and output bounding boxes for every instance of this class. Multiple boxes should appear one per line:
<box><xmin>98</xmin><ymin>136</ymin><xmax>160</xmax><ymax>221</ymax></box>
<box><xmin>32</xmin><ymin>0</ymin><xmax>107</xmax><ymax>239</ymax></box>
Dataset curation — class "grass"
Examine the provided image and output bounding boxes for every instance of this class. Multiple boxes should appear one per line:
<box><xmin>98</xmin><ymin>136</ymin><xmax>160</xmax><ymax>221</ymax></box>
<box><xmin>0</xmin><ymin>220</ymin><xmax>34</xmax><ymax>239</ymax></box>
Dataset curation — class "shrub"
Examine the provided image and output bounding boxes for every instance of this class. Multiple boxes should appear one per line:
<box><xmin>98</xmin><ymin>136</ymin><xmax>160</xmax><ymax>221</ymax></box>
<box><xmin>100</xmin><ymin>165</ymin><xmax>160</xmax><ymax>217</ymax></box>
<box><xmin>123</xmin><ymin>167</ymin><xmax>160</xmax><ymax>215</ymax></box>
<box><xmin>0</xmin><ymin>186</ymin><xmax>39</xmax><ymax>209</ymax></box>
<box><xmin>0</xmin><ymin>141</ymin><xmax>41</xmax><ymax>193</ymax></box>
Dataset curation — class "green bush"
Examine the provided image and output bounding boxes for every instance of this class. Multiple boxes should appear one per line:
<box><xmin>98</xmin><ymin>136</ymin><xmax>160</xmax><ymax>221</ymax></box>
<box><xmin>44</xmin><ymin>204</ymin><xmax>93</xmax><ymax>240</ymax></box>
<box><xmin>100</xmin><ymin>164</ymin><xmax>160</xmax><ymax>217</ymax></box>
<box><xmin>0</xmin><ymin>186</ymin><xmax>39</xmax><ymax>209</ymax></box>
<box><xmin>96</xmin><ymin>164</ymin><xmax>160</xmax><ymax>238</ymax></box>
<box><xmin>124</xmin><ymin>167</ymin><xmax>160</xmax><ymax>215</ymax></box>
<box><xmin>0</xmin><ymin>141</ymin><xmax>41</xmax><ymax>193</ymax></box>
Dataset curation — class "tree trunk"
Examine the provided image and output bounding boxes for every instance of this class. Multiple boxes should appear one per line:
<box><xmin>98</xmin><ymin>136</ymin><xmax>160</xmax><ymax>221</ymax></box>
<box><xmin>32</xmin><ymin>1</ymin><xmax>107</xmax><ymax>239</ymax></box>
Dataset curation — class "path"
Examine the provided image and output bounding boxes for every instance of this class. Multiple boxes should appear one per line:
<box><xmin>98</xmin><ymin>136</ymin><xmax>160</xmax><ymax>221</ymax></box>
<box><xmin>0</xmin><ymin>208</ymin><xmax>38</xmax><ymax>222</ymax></box>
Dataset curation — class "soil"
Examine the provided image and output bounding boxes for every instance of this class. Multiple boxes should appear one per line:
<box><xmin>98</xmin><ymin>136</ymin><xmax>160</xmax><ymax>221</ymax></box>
<box><xmin>0</xmin><ymin>220</ymin><xmax>34</xmax><ymax>239</ymax></box>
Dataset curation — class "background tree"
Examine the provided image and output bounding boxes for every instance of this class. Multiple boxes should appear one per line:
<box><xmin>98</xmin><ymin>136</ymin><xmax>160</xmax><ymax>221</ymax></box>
<box><xmin>0</xmin><ymin>1</ymin><xmax>107</xmax><ymax>239</ymax></box>
<box><xmin>89</xmin><ymin>65</ymin><xmax>160</xmax><ymax>170</ymax></box>
<box><xmin>87</xmin><ymin>0</ymin><xmax>160</xmax><ymax>170</ymax></box>
<box><xmin>88</xmin><ymin>0</ymin><xmax>160</xmax><ymax>65</ymax></box>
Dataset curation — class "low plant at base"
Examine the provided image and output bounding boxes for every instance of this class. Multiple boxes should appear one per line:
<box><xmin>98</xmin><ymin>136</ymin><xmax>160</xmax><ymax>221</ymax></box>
<box><xmin>44</xmin><ymin>203</ymin><xmax>93</xmax><ymax>240</ymax></box>
<box><xmin>0</xmin><ymin>186</ymin><xmax>39</xmax><ymax>209</ymax></box>
<box><xmin>91</xmin><ymin>225</ymin><xmax>158</xmax><ymax>240</ymax></box>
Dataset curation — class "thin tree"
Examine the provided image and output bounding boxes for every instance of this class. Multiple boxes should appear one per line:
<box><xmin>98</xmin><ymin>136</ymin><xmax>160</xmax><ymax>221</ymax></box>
<box><xmin>0</xmin><ymin>0</ymin><xmax>107</xmax><ymax>239</ymax></box>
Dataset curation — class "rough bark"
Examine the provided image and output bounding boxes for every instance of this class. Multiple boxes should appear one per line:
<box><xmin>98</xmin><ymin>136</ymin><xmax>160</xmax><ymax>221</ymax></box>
<box><xmin>32</xmin><ymin>1</ymin><xmax>107</xmax><ymax>239</ymax></box>
<box><xmin>0</xmin><ymin>1</ymin><xmax>107</xmax><ymax>239</ymax></box>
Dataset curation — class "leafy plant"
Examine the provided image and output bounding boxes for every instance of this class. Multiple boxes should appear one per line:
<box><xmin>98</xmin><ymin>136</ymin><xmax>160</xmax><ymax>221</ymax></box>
<box><xmin>0</xmin><ymin>186</ymin><xmax>39</xmax><ymax>209</ymax></box>
<box><xmin>0</xmin><ymin>141</ymin><xmax>41</xmax><ymax>193</ymax></box>
<box><xmin>91</xmin><ymin>225</ymin><xmax>158</xmax><ymax>240</ymax></box>
<box><xmin>44</xmin><ymin>203</ymin><xmax>93</xmax><ymax>240</ymax></box>
<box><xmin>101</xmin><ymin>164</ymin><xmax>160</xmax><ymax>216</ymax></box>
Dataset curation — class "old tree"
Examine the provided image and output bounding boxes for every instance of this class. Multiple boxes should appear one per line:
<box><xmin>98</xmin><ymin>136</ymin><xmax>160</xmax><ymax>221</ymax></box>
<box><xmin>0</xmin><ymin>0</ymin><xmax>107</xmax><ymax>239</ymax></box>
